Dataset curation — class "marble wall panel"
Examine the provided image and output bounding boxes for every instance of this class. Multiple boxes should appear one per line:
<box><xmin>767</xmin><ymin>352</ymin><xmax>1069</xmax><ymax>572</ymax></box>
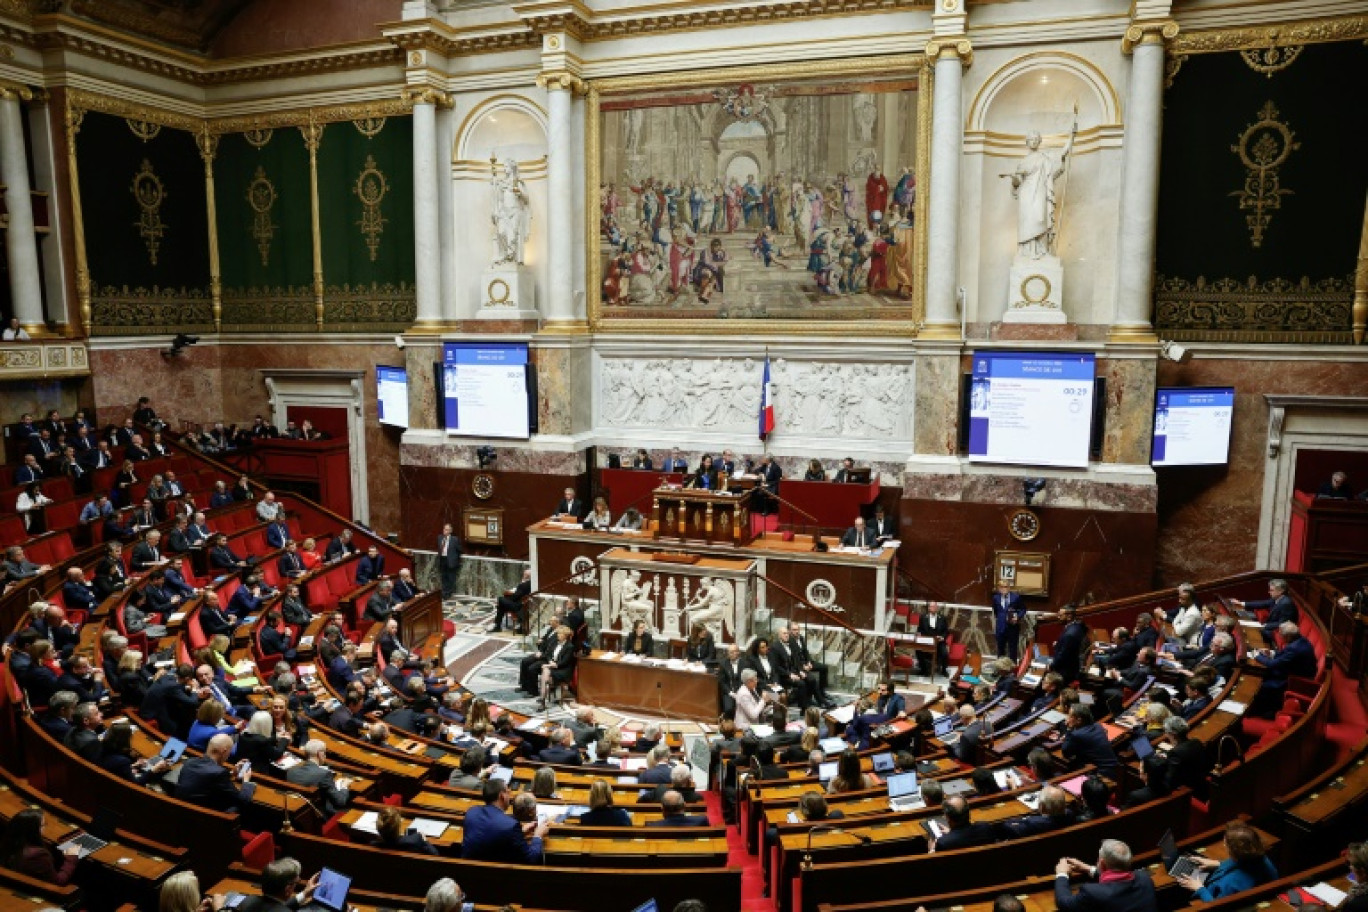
<box><xmin>1100</xmin><ymin>357</ymin><xmax>1157</xmax><ymax>466</ymax></box>
<box><xmin>411</xmin><ymin>551</ymin><xmax>526</xmax><ymax>600</ymax></box>
<box><xmin>899</xmin><ymin>498</ymin><xmax>1156</xmax><ymax>609</ymax></box>
<box><xmin>913</xmin><ymin>352</ymin><xmax>960</xmax><ymax>456</ymax></box>
<box><xmin>404</xmin><ymin>342</ymin><xmax>442</xmax><ymax>432</ymax></box>
<box><xmin>1155</xmin><ymin>357</ymin><xmax>1367</xmax><ymax>586</ymax></box>
<box><xmin>89</xmin><ymin>344</ymin><xmax>224</xmax><ymax>427</ymax></box>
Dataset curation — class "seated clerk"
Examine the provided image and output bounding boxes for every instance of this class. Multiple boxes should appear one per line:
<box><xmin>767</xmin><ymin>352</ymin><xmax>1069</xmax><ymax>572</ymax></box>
<box><xmin>552</xmin><ymin>487</ymin><xmax>584</xmax><ymax>519</ymax></box>
<box><xmin>932</xmin><ymin>794</ymin><xmax>1000</xmax><ymax>852</ymax></box>
<box><xmin>833</xmin><ymin>456</ymin><xmax>859</xmax><ymax>483</ymax></box>
<box><xmin>840</xmin><ymin>516</ymin><xmax>878</xmax><ymax>549</ymax></box>
<box><xmin>355</xmin><ymin>546</ymin><xmax>385</xmax><ymax>585</ymax></box>
<box><xmin>802</xmin><ymin>459</ymin><xmax>827</xmax><ymax>481</ymax></box>
<box><xmin>1060</xmin><ymin>704</ymin><xmax>1120</xmax><ymax>777</ymax></box>
<box><xmin>630</xmin><ymin>448</ymin><xmax>653</xmax><ymax>470</ymax></box>
<box><xmin>869</xmin><ymin>505</ymin><xmax>895</xmax><ymax>541</ymax></box>
<box><xmin>1002</xmin><ymin>785</ymin><xmax>1073</xmax><ymax>838</ymax></box>
<box><xmin>208</xmin><ymin>534</ymin><xmax>249</xmax><ymax>574</ymax></box>
<box><xmin>624</xmin><ymin>619</ymin><xmax>654</xmax><ymax>656</ymax></box>
<box><xmin>583</xmin><ymin>496</ymin><xmax>612</xmax><ymax>530</ymax></box>
<box><xmin>659</xmin><ymin>448</ymin><xmax>689</xmax><ymax>473</ymax></box>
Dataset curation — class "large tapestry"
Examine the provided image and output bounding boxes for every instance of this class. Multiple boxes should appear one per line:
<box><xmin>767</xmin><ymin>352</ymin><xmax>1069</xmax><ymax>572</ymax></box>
<box><xmin>1155</xmin><ymin>36</ymin><xmax>1368</xmax><ymax>342</ymax></box>
<box><xmin>591</xmin><ymin>62</ymin><xmax>924</xmax><ymax>329</ymax></box>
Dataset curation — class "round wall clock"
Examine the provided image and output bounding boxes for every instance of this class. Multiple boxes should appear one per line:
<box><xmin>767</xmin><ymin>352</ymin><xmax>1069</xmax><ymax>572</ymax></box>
<box><xmin>1008</xmin><ymin>507</ymin><xmax>1041</xmax><ymax>541</ymax></box>
<box><xmin>472</xmin><ymin>473</ymin><xmax>496</xmax><ymax>500</ymax></box>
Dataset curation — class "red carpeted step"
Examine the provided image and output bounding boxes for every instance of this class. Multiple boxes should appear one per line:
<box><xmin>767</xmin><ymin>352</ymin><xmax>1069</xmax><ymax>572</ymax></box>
<box><xmin>704</xmin><ymin>791</ymin><xmax>774</xmax><ymax>912</ymax></box>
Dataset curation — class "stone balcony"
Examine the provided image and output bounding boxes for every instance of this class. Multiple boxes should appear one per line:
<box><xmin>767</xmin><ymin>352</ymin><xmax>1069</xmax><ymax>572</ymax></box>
<box><xmin>0</xmin><ymin>339</ymin><xmax>89</xmax><ymax>379</ymax></box>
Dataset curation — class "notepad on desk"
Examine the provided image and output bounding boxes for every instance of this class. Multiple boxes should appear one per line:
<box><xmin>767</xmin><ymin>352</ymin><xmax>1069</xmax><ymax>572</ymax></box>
<box><xmin>826</xmin><ymin>704</ymin><xmax>856</xmax><ymax>724</ymax></box>
<box><xmin>352</xmin><ymin>811</ymin><xmax>380</xmax><ymax>834</ymax></box>
<box><xmin>411</xmin><ymin>818</ymin><xmax>448</xmax><ymax>839</ymax></box>
<box><xmin>167</xmin><ymin>612</ymin><xmax>187</xmax><ymax>624</ymax></box>
<box><xmin>1217</xmin><ymin>700</ymin><xmax>1248</xmax><ymax>715</ymax></box>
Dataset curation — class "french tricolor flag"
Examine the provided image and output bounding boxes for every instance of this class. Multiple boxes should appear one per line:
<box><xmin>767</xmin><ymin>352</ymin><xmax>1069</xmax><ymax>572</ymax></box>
<box><xmin>759</xmin><ymin>355</ymin><xmax>775</xmax><ymax>440</ymax></box>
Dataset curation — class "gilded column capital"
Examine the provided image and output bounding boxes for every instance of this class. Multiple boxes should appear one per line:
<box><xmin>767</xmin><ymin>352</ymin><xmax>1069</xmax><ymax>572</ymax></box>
<box><xmin>924</xmin><ymin>37</ymin><xmax>973</xmax><ymax>68</ymax></box>
<box><xmin>195</xmin><ymin>125</ymin><xmax>219</xmax><ymax>163</ymax></box>
<box><xmin>1122</xmin><ymin>19</ymin><xmax>1179</xmax><ymax>54</ymax></box>
<box><xmin>536</xmin><ymin>70</ymin><xmax>588</xmax><ymax>94</ymax></box>
<box><xmin>400</xmin><ymin>85</ymin><xmax>453</xmax><ymax>108</ymax></box>
<box><xmin>0</xmin><ymin>80</ymin><xmax>33</xmax><ymax>102</ymax></box>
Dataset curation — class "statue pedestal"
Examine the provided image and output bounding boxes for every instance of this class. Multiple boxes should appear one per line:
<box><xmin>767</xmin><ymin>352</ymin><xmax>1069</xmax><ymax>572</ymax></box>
<box><xmin>1004</xmin><ymin>255</ymin><xmax>1066</xmax><ymax>324</ymax></box>
<box><xmin>477</xmin><ymin>266</ymin><xmax>540</xmax><ymax>321</ymax></box>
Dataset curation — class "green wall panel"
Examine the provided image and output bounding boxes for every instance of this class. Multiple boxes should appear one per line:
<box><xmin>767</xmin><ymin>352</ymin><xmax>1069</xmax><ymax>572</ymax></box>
<box><xmin>215</xmin><ymin>129</ymin><xmax>314</xmax><ymax>291</ymax></box>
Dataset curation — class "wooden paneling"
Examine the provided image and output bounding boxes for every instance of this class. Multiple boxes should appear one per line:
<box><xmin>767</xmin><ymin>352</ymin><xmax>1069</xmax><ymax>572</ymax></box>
<box><xmin>400</xmin><ymin>466</ymin><xmax>587</xmax><ymax>558</ymax></box>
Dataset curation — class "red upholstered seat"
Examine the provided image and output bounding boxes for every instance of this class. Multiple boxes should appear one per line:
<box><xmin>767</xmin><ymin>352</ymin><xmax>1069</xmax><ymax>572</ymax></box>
<box><xmin>241</xmin><ymin>830</ymin><xmax>276</xmax><ymax>869</ymax></box>
<box><xmin>321</xmin><ymin>813</ymin><xmax>349</xmax><ymax>842</ymax></box>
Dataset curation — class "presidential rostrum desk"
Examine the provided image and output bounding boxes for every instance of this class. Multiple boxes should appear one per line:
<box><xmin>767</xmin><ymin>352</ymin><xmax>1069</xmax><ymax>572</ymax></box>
<box><xmin>528</xmin><ymin>520</ymin><xmax>897</xmax><ymax>631</ymax></box>
<box><xmin>577</xmin><ymin>649</ymin><xmax>721</xmax><ymax>720</ymax></box>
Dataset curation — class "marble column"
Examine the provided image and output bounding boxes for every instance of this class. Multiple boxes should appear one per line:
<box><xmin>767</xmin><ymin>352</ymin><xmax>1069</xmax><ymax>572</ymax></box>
<box><xmin>540</xmin><ymin>73</ymin><xmax>582</xmax><ymax>328</ymax></box>
<box><xmin>409</xmin><ymin>91</ymin><xmax>444</xmax><ymax>328</ymax></box>
<box><xmin>1111</xmin><ymin>22</ymin><xmax>1176</xmax><ymax>343</ymax></box>
<box><xmin>923</xmin><ymin>41</ymin><xmax>971</xmax><ymax>339</ymax></box>
<box><xmin>0</xmin><ymin>86</ymin><xmax>43</xmax><ymax>332</ymax></box>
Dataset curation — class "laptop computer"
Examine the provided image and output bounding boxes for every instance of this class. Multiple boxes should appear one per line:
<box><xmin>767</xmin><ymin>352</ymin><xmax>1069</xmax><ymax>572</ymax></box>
<box><xmin>487</xmin><ymin>766</ymin><xmax>514</xmax><ymax>784</ymax></box>
<box><xmin>817</xmin><ymin>761</ymin><xmax>838</xmax><ymax>783</ymax></box>
<box><xmin>1158</xmin><ymin>830</ymin><xmax>1208</xmax><ymax>883</ymax></box>
<box><xmin>1131</xmin><ymin>733</ymin><xmax>1155</xmax><ymax>760</ymax></box>
<box><xmin>57</xmin><ymin>806</ymin><xmax>121</xmax><ymax>858</ymax></box>
<box><xmin>870</xmin><ymin>751</ymin><xmax>895</xmax><ymax>773</ymax></box>
<box><xmin>156</xmin><ymin>737</ymin><xmax>188</xmax><ymax>764</ymax></box>
<box><xmin>934</xmin><ymin>714</ymin><xmax>959</xmax><ymax>743</ymax></box>
<box><xmin>311</xmin><ymin>868</ymin><xmax>353</xmax><ymax>912</ymax></box>
<box><xmin>886</xmin><ymin>771</ymin><xmax>921</xmax><ymax>811</ymax></box>
<box><xmin>630</xmin><ymin>901</ymin><xmax>660</xmax><ymax>912</ymax></box>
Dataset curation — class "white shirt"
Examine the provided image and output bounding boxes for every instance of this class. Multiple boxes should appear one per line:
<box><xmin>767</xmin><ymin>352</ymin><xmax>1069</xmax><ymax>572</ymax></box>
<box><xmin>1171</xmin><ymin>604</ymin><xmax>1203</xmax><ymax>646</ymax></box>
<box><xmin>3</xmin><ymin>327</ymin><xmax>30</xmax><ymax>340</ymax></box>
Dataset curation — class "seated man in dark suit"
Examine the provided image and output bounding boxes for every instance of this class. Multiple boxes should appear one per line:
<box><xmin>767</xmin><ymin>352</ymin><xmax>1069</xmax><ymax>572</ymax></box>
<box><xmin>363</xmin><ymin>581</ymin><xmax>400</xmax><ymax>623</ymax></box>
<box><xmin>1054</xmin><ymin>839</ymin><xmax>1159</xmax><ymax>912</ymax></box>
<box><xmin>259</xmin><ymin>610</ymin><xmax>297</xmax><ymax>662</ymax></box>
<box><xmin>1178</xmin><ymin>631</ymin><xmax>1237</xmax><ymax>681</ymax></box>
<box><xmin>239</xmin><ymin>859</ymin><xmax>320</xmax><ymax>912</ymax></box>
<box><xmin>36</xmin><ymin>691</ymin><xmax>78</xmax><ymax>742</ymax></box>
<box><xmin>140</xmin><ymin>664</ymin><xmax>201</xmax><ymax>738</ymax></box>
<box><xmin>277</xmin><ymin>540</ymin><xmax>307</xmax><ymax>580</ymax></box>
<box><xmin>951</xmin><ymin>703</ymin><xmax>986</xmax><ymax>763</ymax></box>
<box><xmin>649</xmin><ymin>764</ymin><xmax>701</xmax><ymax>804</ymax></box>
<box><xmin>208</xmin><ymin>534</ymin><xmax>249</xmax><ymax>574</ymax></box>
<box><xmin>636</xmin><ymin>744</ymin><xmax>675</xmax><ymax>786</ymax></box>
<box><xmin>645</xmin><ymin>790</ymin><xmax>711</xmax><ymax>827</ymax></box>
<box><xmin>490</xmin><ymin>568</ymin><xmax>532</xmax><ymax>633</ymax></box>
<box><xmin>933</xmin><ymin>794</ymin><xmax>999</xmax><ymax>851</ymax></box>
<box><xmin>537</xmin><ymin>727</ymin><xmax>583</xmax><ymax>765</ymax></box>
<box><xmin>840</xmin><ymin>516</ymin><xmax>877</xmax><ymax>549</ymax></box>
<box><xmin>165</xmin><ymin>516</ymin><xmax>195</xmax><ymax>554</ymax></box>
<box><xmin>324</xmin><ymin>528</ymin><xmax>357</xmax><ymax>562</ymax></box>
<box><xmin>1249</xmin><ymin>621</ymin><xmax>1318</xmax><ymax>716</ymax></box>
<box><xmin>176</xmin><ymin>733</ymin><xmax>256</xmax><ymax>812</ymax></box>
<box><xmin>198</xmin><ymin>591</ymin><xmax>237</xmax><ymax>639</ymax></box>
<box><xmin>1002</xmin><ymin>785</ymin><xmax>1073</xmax><ymax>838</ymax></box>
<box><xmin>62</xmin><ymin>701</ymin><xmax>104</xmax><ymax>762</ymax></box>
<box><xmin>62</xmin><ymin>567</ymin><xmax>100</xmax><ymax>613</ymax></box>
<box><xmin>264</xmin><ymin>518</ymin><xmax>291</xmax><ymax>551</ymax></box>
<box><xmin>461</xmin><ymin>779</ymin><xmax>548</xmax><ymax>862</ymax></box>
<box><xmin>285</xmin><ymin>740</ymin><xmax>352</xmax><ymax>814</ymax></box>
<box><xmin>355</xmin><ymin>546</ymin><xmax>386</xmax><ymax>585</ymax></box>
<box><xmin>1060</xmin><ymin>704</ymin><xmax>1120</xmax><ymax>777</ymax></box>
<box><xmin>1179</xmin><ymin>677</ymin><xmax>1213</xmax><ymax>720</ymax></box>
<box><xmin>1096</xmin><ymin>627</ymin><xmax>1139</xmax><ymax>671</ymax></box>
<box><xmin>1232</xmin><ymin>578</ymin><xmax>1299</xmax><ymax>641</ymax></box>
<box><xmin>328</xmin><ymin>690</ymin><xmax>366</xmax><ymax>737</ymax></box>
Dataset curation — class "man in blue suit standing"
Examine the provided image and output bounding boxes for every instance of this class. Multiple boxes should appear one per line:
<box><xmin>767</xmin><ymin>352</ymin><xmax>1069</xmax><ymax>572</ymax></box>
<box><xmin>993</xmin><ymin>581</ymin><xmax>1024</xmax><ymax>662</ymax></box>
<box><xmin>1249</xmin><ymin>621</ymin><xmax>1317</xmax><ymax>716</ymax></box>
<box><xmin>1054</xmin><ymin>839</ymin><xmax>1159</xmax><ymax>912</ymax></box>
<box><xmin>461</xmin><ymin>779</ymin><xmax>548</xmax><ymax>863</ymax></box>
<box><xmin>1049</xmin><ymin>605</ymin><xmax>1089</xmax><ymax>683</ymax></box>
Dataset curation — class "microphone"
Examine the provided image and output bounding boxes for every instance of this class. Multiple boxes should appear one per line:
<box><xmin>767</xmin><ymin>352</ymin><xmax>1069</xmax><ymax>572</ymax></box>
<box><xmin>802</xmin><ymin>824</ymin><xmax>872</xmax><ymax>870</ymax></box>
<box><xmin>282</xmin><ymin>790</ymin><xmax>325</xmax><ymax>833</ymax></box>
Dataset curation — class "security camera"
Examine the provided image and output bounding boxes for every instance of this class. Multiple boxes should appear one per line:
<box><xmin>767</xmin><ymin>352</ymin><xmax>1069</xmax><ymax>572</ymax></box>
<box><xmin>476</xmin><ymin>445</ymin><xmax>497</xmax><ymax>469</ymax></box>
<box><xmin>394</xmin><ymin>335</ymin><xmax>406</xmax><ymax>350</ymax></box>
<box><xmin>1160</xmin><ymin>340</ymin><xmax>1192</xmax><ymax>364</ymax></box>
<box><xmin>1023</xmin><ymin>477</ymin><xmax>1046</xmax><ymax>505</ymax></box>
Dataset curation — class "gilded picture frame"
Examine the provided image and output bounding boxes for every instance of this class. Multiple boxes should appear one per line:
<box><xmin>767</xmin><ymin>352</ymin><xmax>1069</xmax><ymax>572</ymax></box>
<box><xmin>587</xmin><ymin>54</ymin><xmax>930</xmax><ymax>335</ymax></box>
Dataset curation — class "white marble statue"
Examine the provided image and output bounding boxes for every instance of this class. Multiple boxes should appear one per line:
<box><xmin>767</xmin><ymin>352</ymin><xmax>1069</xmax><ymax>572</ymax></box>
<box><xmin>491</xmin><ymin>158</ymin><xmax>530</xmax><ymax>266</ymax></box>
<box><xmin>1004</xmin><ymin>122</ymin><xmax>1076</xmax><ymax>260</ymax></box>
<box><xmin>619</xmin><ymin>569</ymin><xmax>655</xmax><ymax>631</ymax></box>
<box><xmin>685</xmin><ymin>576</ymin><xmax>733</xmax><ymax>637</ymax></box>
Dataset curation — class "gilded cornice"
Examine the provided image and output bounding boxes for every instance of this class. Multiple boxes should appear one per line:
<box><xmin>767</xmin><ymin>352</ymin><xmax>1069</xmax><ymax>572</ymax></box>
<box><xmin>197</xmin><ymin>46</ymin><xmax>404</xmax><ymax>86</ymax></box>
<box><xmin>66</xmin><ymin>87</ymin><xmax>415</xmax><ymax>135</ymax></box>
<box><xmin>1168</xmin><ymin>14</ymin><xmax>1368</xmax><ymax>55</ymax></box>
<box><xmin>66</xmin><ymin>87</ymin><xmax>199</xmax><ymax>132</ymax></box>
<box><xmin>384</xmin><ymin>19</ymin><xmax>540</xmax><ymax>56</ymax></box>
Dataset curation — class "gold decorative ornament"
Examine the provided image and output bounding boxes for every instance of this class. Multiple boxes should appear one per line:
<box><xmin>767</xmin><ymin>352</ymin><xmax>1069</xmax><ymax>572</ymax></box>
<box><xmin>353</xmin><ymin>154</ymin><xmax>389</xmax><ymax>262</ymax></box>
<box><xmin>125</xmin><ymin>118</ymin><xmax>161</xmax><ymax>142</ymax></box>
<box><xmin>353</xmin><ymin>117</ymin><xmax>386</xmax><ymax>138</ymax></box>
<box><xmin>1017</xmin><ymin>275</ymin><xmax>1051</xmax><ymax>306</ymax></box>
<box><xmin>247</xmin><ymin>166</ymin><xmax>278</xmax><ymax>267</ymax></box>
<box><xmin>130</xmin><ymin>159</ymin><xmax>167</xmax><ymax>266</ymax></box>
<box><xmin>1240</xmin><ymin>45</ymin><xmax>1304</xmax><ymax>76</ymax></box>
<box><xmin>1154</xmin><ymin>273</ymin><xmax>1353</xmax><ymax>344</ymax></box>
<box><xmin>243</xmin><ymin>128</ymin><xmax>273</xmax><ymax>148</ymax></box>
<box><xmin>1008</xmin><ymin>508</ymin><xmax>1041</xmax><ymax>542</ymax></box>
<box><xmin>472</xmin><ymin>474</ymin><xmax>496</xmax><ymax>500</ymax></box>
<box><xmin>487</xmin><ymin>278</ymin><xmax>510</xmax><ymax>305</ymax></box>
<box><xmin>1230</xmin><ymin>101</ymin><xmax>1298</xmax><ymax>249</ymax></box>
